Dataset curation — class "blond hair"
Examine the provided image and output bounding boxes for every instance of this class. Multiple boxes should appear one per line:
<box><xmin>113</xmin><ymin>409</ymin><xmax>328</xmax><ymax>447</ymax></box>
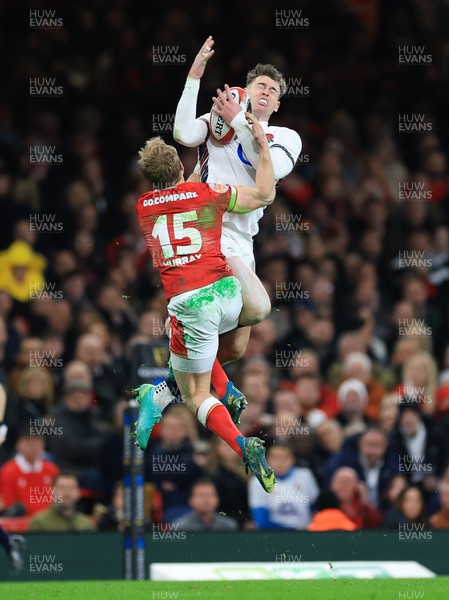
<box><xmin>402</xmin><ymin>350</ymin><xmax>438</xmax><ymax>413</ymax></box>
<box><xmin>17</xmin><ymin>367</ymin><xmax>54</xmax><ymax>409</ymax></box>
<box><xmin>246</xmin><ymin>63</ymin><xmax>287</xmax><ymax>97</ymax></box>
<box><xmin>137</xmin><ymin>136</ymin><xmax>181</xmax><ymax>188</ymax></box>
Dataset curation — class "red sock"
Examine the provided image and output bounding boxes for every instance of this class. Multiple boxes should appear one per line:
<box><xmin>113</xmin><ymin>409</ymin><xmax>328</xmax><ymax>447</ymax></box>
<box><xmin>201</xmin><ymin>403</ymin><xmax>243</xmax><ymax>456</ymax></box>
<box><xmin>211</xmin><ymin>359</ymin><xmax>229</xmax><ymax>398</ymax></box>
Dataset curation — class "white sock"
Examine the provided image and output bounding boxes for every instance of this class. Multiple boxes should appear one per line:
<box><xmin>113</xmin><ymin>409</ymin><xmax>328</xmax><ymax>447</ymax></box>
<box><xmin>197</xmin><ymin>397</ymin><xmax>221</xmax><ymax>426</ymax></box>
<box><xmin>153</xmin><ymin>381</ymin><xmax>176</xmax><ymax>411</ymax></box>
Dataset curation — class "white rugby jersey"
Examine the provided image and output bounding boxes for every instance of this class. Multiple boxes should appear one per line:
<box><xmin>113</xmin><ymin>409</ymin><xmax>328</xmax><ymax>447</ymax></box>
<box><xmin>174</xmin><ymin>77</ymin><xmax>302</xmax><ymax>239</ymax></box>
<box><xmin>197</xmin><ymin>112</ymin><xmax>301</xmax><ymax>238</ymax></box>
<box><xmin>249</xmin><ymin>466</ymin><xmax>319</xmax><ymax>529</ymax></box>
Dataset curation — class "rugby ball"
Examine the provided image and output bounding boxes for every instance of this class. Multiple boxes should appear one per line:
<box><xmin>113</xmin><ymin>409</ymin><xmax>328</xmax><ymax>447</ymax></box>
<box><xmin>210</xmin><ymin>87</ymin><xmax>250</xmax><ymax>144</ymax></box>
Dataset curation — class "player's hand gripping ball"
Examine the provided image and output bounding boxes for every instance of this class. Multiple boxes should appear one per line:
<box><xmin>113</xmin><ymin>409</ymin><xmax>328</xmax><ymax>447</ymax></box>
<box><xmin>210</xmin><ymin>87</ymin><xmax>250</xmax><ymax>144</ymax></box>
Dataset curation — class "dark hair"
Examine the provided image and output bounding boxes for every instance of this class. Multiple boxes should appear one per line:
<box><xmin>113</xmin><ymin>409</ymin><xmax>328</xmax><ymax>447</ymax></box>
<box><xmin>17</xmin><ymin>427</ymin><xmax>44</xmax><ymax>440</ymax></box>
<box><xmin>189</xmin><ymin>477</ymin><xmax>217</xmax><ymax>496</ymax></box>
<box><xmin>397</xmin><ymin>485</ymin><xmax>426</xmax><ymax>523</ymax></box>
<box><xmin>267</xmin><ymin>441</ymin><xmax>295</xmax><ymax>458</ymax></box>
<box><xmin>246</xmin><ymin>64</ymin><xmax>287</xmax><ymax>97</ymax></box>
<box><xmin>53</xmin><ymin>470</ymin><xmax>79</xmax><ymax>486</ymax></box>
<box><xmin>360</xmin><ymin>426</ymin><xmax>388</xmax><ymax>440</ymax></box>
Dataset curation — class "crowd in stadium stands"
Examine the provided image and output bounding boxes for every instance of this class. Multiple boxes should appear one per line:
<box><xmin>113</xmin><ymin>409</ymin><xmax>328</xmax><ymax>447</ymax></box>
<box><xmin>1</xmin><ymin>0</ymin><xmax>449</xmax><ymax>532</ymax></box>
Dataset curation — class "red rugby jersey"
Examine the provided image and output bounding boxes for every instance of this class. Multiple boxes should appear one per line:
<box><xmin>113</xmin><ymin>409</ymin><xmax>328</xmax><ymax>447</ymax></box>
<box><xmin>136</xmin><ymin>181</ymin><xmax>237</xmax><ymax>300</ymax></box>
<box><xmin>0</xmin><ymin>456</ymin><xmax>59</xmax><ymax>516</ymax></box>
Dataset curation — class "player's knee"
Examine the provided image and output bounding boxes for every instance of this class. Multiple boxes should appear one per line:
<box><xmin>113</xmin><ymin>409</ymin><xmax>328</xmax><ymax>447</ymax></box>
<box><xmin>218</xmin><ymin>339</ymin><xmax>247</xmax><ymax>363</ymax></box>
<box><xmin>252</xmin><ymin>296</ymin><xmax>272</xmax><ymax>323</ymax></box>
<box><xmin>240</xmin><ymin>296</ymin><xmax>271</xmax><ymax>326</ymax></box>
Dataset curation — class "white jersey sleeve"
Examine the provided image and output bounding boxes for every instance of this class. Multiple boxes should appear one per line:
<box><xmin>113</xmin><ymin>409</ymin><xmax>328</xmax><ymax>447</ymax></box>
<box><xmin>173</xmin><ymin>77</ymin><xmax>209</xmax><ymax>147</ymax></box>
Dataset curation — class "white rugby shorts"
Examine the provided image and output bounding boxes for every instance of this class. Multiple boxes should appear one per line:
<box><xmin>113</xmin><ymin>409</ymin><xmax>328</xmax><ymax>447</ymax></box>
<box><xmin>221</xmin><ymin>226</ymin><xmax>256</xmax><ymax>272</ymax></box>
<box><xmin>168</xmin><ymin>276</ymin><xmax>242</xmax><ymax>373</ymax></box>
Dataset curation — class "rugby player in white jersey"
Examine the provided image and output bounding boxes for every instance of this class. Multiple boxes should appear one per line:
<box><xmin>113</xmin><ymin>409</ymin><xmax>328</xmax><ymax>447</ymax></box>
<box><xmin>133</xmin><ymin>37</ymin><xmax>301</xmax><ymax>431</ymax></box>
<box><xmin>177</xmin><ymin>36</ymin><xmax>300</xmax><ymax>383</ymax></box>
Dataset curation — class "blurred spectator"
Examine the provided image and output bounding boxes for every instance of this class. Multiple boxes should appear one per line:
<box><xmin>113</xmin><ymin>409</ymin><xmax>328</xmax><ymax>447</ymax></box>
<box><xmin>379</xmin><ymin>474</ymin><xmax>409</xmax><ymax>515</ymax></box>
<box><xmin>97</xmin><ymin>480</ymin><xmax>125</xmax><ymax>532</ymax></box>
<box><xmin>313</xmin><ymin>420</ymin><xmax>344</xmax><ymax>483</ymax></box>
<box><xmin>326</xmin><ymin>427</ymin><xmax>399</xmax><ymax>507</ymax></box>
<box><xmin>330</xmin><ymin>467</ymin><xmax>383</xmax><ymax>529</ymax></box>
<box><xmin>0</xmin><ymin>431</ymin><xmax>59</xmax><ymax>516</ymax></box>
<box><xmin>7</xmin><ymin>367</ymin><xmax>54</xmax><ymax>442</ymax></box>
<box><xmin>355</xmin><ymin>306</ymin><xmax>389</xmax><ymax>367</ymax></box>
<box><xmin>96</xmin><ymin>283</ymin><xmax>136</xmax><ymax>339</ymax></box>
<box><xmin>389</xmin><ymin>337</ymin><xmax>423</xmax><ymax>385</ymax></box>
<box><xmin>307</xmin><ymin>490</ymin><xmax>357</xmax><ymax>531</ymax></box>
<box><xmin>294</xmin><ymin>374</ymin><xmax>328</xmax><ymax>429</ymax></box>
<box><xmin>47</xmin><ymin>380</ymin><xmax>104</xmax><ymax>491</ymax></box>
<box><xmin>206</xmin><ymin>437</ymin><xmax>250</xmax><ymax>527</ymax></box>
<box><xmin>287</xmin><ymin>348</ymin><xmax>339</xmax><ymax>418</ymax></box>
<box><xmin>335</xmin><ymin>379</ymin><xmax>370</xmax><ymax>437</ymax></box>
<box><xmin>74</xmin><ymin>333</ymin><xmax>125</xmax><ymax>424</ymax></box>
<box><xmin>249</xmin><ymin>443</ymin><xmax>319</xmax><ymax>530</ymax></box>
<box><xmin>390</xmin><ymin>403</ymin><xmax>445</xmax><ymax>490</ymax></box>
<box><xmin>428</xmin><ymin>482</ymin><xmax>449</xmax><ymax>529</ymax></box>
<box><xmin>378</xmin><ymin>393</ymin><xmax>400</xmax><ymax>434</ymax></box>
<box><xmin>146</xmin><ymin>407</ymin><xmax>203</xmax><ymax>523</ymax></box>
<box><xmin>383</xmin><ymin>485</ymin><xmax>428</xmax><ymax>530</ymax></box>
<box><xmin>28</xmin><ymin>471</ymin><xmax>95</xmax><ymax>532</ymax></box>
<box><xmin>342</xmin><ymin>352</ymin><xmax>386</xmax><ymax>421</ymax></box>
<box><xmin>0</xmin><ymin>241</ymin><xmax>46</xmax><ymax>303</ymax></box>
<box><xmin>63</xmin><ymin>360</ymin><xmax>93</xmax><ymax>389</ymax></box>
<box><xmin>8</xmin><ymin>337</ymin><xmax>44</xmax><ymax>396</ymax></box>
<box><xmin>176</xmin><ymin>478</ymin><xmax>238</xmax><ymax>531</ymax></box>
<box><xmin>399</xmin><ymin>351</ymin><xmax>438</xmax><ymax>415</ymax></box>
<box><xmin>327</xmin><ymin>332</ymin><xmax>393</xmax><ymax>390</ymax></box>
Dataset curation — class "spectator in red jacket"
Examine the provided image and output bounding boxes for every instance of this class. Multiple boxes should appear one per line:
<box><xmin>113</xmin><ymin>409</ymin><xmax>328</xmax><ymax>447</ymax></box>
<box><xmin>330</xmin><ymin>466</ymin><xmax>383</xmax><ymax>529</ymax></box>
<box><xmin>0</xmin><ymin>430</ymin><xmax>59</xmax><ymax>516</ymax></box>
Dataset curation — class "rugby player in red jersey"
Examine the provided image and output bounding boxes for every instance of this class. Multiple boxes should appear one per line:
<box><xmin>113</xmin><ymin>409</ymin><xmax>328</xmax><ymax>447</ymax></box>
<box><xmin>133</xmin><ymin>114</ymin><xmax>275</xmax><ymax>492</ymax></box>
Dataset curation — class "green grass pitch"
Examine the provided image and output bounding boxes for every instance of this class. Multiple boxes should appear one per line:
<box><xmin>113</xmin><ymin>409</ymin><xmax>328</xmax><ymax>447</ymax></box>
<box><xmin>1</xmin><ymin>579</ymin><xmax>449</xmax><ymax>600</ymax></box>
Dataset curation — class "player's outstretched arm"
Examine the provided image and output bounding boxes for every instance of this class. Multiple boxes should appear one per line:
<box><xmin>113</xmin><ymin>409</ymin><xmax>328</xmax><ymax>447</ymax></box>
<box><xmin>173</xmin><ymin>36</ymin><xmax>215</xmax><ymax>147</ymax></box>
<box><xmin>231</xmin><ymin>115</ymin><xmax>276</xmax><ymax>213</ymax></box>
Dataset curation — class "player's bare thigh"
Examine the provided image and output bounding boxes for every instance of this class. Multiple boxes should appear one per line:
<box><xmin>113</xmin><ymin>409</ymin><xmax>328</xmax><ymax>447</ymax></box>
<box><xmin>226</xmin><ymin>255</ymin><xmax>271</xmax><ymax>326</ymax></box>
<box><xmin>217</xmin><ymin>326</ymin><xmax>251</xmax><ymax>364</ymax></box>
